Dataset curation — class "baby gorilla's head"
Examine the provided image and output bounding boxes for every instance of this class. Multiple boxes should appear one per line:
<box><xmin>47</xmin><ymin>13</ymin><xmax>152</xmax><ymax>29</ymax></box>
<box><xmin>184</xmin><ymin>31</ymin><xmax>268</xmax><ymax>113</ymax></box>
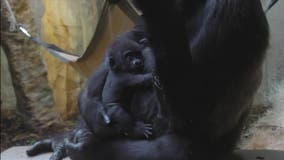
<box><xmin>107</xmin><ymin>38</ymin><xmax>145</xmax><ymax>73</ymax></box>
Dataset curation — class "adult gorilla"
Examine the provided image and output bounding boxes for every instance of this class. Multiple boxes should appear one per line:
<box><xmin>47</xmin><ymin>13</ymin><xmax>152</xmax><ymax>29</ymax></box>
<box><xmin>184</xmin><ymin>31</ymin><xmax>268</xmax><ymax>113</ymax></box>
<box><xmin>30</xmin><ymin>0</ymin><xmax>270</xmax><ymax>160</ymax></box>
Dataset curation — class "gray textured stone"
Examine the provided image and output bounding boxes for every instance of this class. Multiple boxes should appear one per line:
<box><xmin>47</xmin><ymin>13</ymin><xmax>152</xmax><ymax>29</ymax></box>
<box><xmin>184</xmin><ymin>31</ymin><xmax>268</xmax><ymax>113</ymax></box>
<box><xmin>1</xmin><ymin>146</ymin><xmax>70</xmax><ymax>160</ymax></box>
<box><xmin>1</xmin><ymin>47</ymin><xmax>17</xmax><ymax>112</ymax></box>
<box><xmin>255</xmin><ymin>0</ymin><xmax>284</xmax><ymax>105</ymax></box>
<box><xmin>1</xmin><ymin>0</ymin><xmax>63</xmax><ymax>130</ymax></box>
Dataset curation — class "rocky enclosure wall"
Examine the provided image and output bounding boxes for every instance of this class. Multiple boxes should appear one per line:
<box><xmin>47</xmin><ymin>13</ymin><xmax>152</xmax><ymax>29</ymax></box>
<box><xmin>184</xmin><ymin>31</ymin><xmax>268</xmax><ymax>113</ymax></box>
<box><xmin>1</xmin><ymin>0</ymin><xmax>62</xmax><ymax>130</ymax></box>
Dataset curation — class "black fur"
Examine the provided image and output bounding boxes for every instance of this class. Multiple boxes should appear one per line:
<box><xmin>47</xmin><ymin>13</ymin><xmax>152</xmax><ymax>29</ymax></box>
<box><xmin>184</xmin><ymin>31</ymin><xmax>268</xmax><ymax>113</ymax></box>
<box><xmin>80</xmin><ymin>36</ymin><xmax>154</xmax><ymax>139</ymax></box>
<box><xmin>27</xmin><ymin>24</ymin><xmax>167</xmax><ymax>160</ymax></box>
<box><xmin>28</xmin><ymin>0</ymin><xmax>269</xmax><ymax>159</ymax></box>
<box><xmin>72</xmin><ymin>0</ymin><xmax>268</xmax><ymax>159</ymax></box>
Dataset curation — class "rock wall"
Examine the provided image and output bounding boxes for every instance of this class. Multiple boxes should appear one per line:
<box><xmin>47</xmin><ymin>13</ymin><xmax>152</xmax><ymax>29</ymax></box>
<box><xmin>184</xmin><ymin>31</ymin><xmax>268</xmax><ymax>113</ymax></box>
<box><xmin>1</xmin><ymin>0</ymin><xmax>62</xmax><ymax>130</ymax></box>
<box><xmin>38</xmin><ymin>0</ymin><xmax>134</xmax><ymax>118</ymax></box>
<box><xmin>238</xmin><ymin>1</ymin><xmax>284</xmax><ymax>150</ymax></box>
<box><xmin>255</xmin><ymin>0</ymin><xmax>284</xmax><ymax>106</ymax></box>
<box><xmin>73</xmin><ymin>5</ymin><xmax>134</xmax><ymax>76</ymax></box>
<box><xmin>1</xmin><ymin>47</ymin><xmax>17</xmax><ymax>116</ymax></box>
<box><xmin>39</xmin><ymin>0</ymin><xmax>101</xmax><ymax>118</ymax></box>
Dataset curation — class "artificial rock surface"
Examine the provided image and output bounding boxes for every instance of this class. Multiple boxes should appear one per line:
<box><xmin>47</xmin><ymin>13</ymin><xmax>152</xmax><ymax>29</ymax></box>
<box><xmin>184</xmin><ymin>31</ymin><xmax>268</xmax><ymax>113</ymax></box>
<box><xmin>1</xmin><ymin>146</ymin><xmax>70</xmax><ymax>160</ymax></box>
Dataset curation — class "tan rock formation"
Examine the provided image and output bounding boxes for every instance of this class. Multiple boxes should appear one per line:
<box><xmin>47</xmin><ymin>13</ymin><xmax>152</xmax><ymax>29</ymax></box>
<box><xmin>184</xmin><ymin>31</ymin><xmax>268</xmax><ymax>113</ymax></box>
<box><xmin>40</xmin><ymin>0</ymin><xmax>100</xmax><ymax>118</ymax></box>
<box><xmin>1</xmin><ymin>0</ymin><xmax>62</xmax><ymax>130</ymax></box>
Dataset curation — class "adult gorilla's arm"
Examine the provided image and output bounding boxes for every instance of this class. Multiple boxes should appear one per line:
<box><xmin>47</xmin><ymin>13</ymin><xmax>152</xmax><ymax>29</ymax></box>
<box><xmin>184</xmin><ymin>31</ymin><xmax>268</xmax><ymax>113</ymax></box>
<box><xmin>78</xmin><ymin>58</ymin><xmax>110</xmax><ymax>132</ymax></box>
<box><xmin>134</xmin><ymin>0</ymin><xmax>194</xmax><ymax>123</ymax></box>
<box><xmin>134</xmin><ymin>0</ymin><xmax>269</xmax><ymax>159</ymax></box>
<box><xmin>86</xmin><ymin>59</ymin><xmax>109</xmax><ymax>99</ymax></box>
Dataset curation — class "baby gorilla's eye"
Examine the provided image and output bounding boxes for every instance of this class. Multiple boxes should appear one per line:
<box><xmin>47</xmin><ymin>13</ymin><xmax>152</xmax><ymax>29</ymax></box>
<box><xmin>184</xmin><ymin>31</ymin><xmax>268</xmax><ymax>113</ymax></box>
<box><xmin>123</xmin><ymin>50</ymin><xmax>133</xmax><ymax>59</ymax></box>
<box><xmin>123</xmin><ymin>51</ymin><xmax>143</xmax><ymax>63</ymax></box>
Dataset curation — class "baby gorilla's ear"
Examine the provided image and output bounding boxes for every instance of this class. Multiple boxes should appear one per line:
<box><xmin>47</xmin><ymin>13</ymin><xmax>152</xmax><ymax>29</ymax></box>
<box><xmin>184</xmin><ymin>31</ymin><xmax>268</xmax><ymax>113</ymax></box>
<box><xmin>108</xmin><ymin>56</ymin><xmax>115</xmax><ymax>68</ymax></box>
<box><xmin>108</xmin><ymin>56</ymin><xmax>118</xmax><ymax>71</ymax></box>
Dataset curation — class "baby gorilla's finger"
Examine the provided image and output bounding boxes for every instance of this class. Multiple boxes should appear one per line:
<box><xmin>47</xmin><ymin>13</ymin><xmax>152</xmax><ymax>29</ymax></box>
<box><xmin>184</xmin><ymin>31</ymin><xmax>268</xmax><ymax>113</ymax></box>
<box><xmin>26</xmin><ymin>139</ymin><xmax>52</xmax><ymax>156</ymax></box>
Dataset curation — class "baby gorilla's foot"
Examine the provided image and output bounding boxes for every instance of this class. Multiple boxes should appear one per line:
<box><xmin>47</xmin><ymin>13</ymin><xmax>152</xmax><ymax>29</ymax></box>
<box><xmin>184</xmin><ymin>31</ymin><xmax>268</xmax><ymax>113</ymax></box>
<box><xmin>131</xmin><ymin>121</ymin><xmax>153</xmax><ymax>139</ymax></box>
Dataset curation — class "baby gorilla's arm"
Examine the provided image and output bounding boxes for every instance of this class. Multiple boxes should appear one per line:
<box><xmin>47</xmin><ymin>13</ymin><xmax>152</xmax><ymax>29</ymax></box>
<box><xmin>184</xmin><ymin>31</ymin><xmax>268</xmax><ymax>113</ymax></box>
<box><xmin>122</xmin><ymin>72</ymin><xmax>153</xmax><ymax>87</ymax></box>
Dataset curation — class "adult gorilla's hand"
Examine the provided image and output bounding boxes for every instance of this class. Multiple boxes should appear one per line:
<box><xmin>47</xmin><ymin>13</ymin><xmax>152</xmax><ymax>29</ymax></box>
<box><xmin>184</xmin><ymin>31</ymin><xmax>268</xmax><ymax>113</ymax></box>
<box><xmin>26</xmin><ymin>134</ymin><xmax>68</xmax><ymax>159</ymax></box>
<box><xmin>64</xmin><ymin>129</ymin><xmax>95</xmax><ymax>160</ymax></box>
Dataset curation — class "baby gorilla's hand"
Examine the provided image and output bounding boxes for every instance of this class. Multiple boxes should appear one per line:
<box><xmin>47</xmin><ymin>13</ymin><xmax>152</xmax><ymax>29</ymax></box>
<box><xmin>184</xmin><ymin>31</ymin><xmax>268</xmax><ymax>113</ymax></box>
<box><xmin>132</xmin><ymin>121</ymin><xmax>153</xmax><ymax>139</ymax></box>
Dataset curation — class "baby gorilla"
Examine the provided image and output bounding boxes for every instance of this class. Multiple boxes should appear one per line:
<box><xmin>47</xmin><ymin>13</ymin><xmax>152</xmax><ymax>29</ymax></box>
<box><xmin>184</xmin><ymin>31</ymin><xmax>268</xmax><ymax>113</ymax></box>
<box><xmin>73</xmin><ymin>37</ymin><xmax>153</xmax><ymax>151</ymax></box>
<box><xmin>42</xmin><ymin>36</ymin><xmax>154</xmax><ymax>160</ymax></box>
<box><xmin>91</xmin><ymin>37</ymin><xmax>154</xmax><ymax>139</ymax></box>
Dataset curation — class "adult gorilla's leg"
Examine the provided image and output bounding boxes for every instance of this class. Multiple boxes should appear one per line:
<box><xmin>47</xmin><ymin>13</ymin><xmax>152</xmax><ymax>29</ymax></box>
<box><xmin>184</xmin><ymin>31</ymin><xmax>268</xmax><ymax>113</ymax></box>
<box><xmin>26</xmin><ymin>130</ymin><xmax>75</xmax><ymax>157</ymax></box>
<box><xmin>65</xmin><ymin>134</ymin><xmax>189</xmax><ymax>160</ymax></box>
<box><xmin>26</xmin><ymin>118</ymin><xmax>85</xmax><ymax>158</ymax></box>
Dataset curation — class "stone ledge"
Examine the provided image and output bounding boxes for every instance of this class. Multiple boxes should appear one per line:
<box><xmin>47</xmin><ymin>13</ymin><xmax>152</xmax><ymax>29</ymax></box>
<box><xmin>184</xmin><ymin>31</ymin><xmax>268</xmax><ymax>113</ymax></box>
<box><xmin>1</xmin><ymin>146</ymin><xmax>284</xmax><ymax>160</ymax></box>
<box><xmin>234</xmin><ymin>150</ymin><xmax>284</xmax><ymax>160</ymax></box>
<box><xmin>1</xmin><ymin>146</ymin><xmax>70</xmax><ymax>160</ymax></box>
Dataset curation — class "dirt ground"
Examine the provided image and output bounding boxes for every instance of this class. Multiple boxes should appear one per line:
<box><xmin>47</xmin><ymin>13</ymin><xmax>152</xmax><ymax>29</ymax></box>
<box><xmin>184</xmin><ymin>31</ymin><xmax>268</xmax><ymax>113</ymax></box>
<box><xmin>1</xmin><ymin>116</ymin><xmax>37</xmax><ymax>151</ymax></box>
<box><xmin>239</xmin><ymin>85</ymin><xmax>284</xmax><ymax>150</ymax></box>
<box><xmin>0</xmin><ymin>115</ymin><xmax>74</xmax><ymax>152</ymax></box>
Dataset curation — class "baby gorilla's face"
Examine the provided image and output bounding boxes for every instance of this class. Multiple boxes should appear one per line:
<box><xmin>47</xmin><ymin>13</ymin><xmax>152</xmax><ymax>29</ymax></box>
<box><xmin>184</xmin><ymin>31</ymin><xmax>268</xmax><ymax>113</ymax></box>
<box><xmin>108</xmin><ymin>39</ymin><xmax>145</xmax><ymax>74</ymax></box>
<box><xmin>121</xmin><ymin>50</ymin><xmax>144</xmax><ymax>73</ymax></box>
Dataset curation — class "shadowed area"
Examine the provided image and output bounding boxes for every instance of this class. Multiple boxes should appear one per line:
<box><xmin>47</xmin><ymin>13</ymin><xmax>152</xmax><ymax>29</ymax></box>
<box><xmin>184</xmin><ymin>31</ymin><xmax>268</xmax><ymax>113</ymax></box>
<box><xmin>1</xmin><ymin>146</ymin><xmax>284</xmax><ymax>160</ymax></box>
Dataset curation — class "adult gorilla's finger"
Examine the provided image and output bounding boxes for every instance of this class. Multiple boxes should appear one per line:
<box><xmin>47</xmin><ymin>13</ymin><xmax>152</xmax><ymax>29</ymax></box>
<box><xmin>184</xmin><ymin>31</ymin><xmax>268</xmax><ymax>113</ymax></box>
<box><xmin>64</xmin><ymin>139</ymin><xmax>84</xmax><ymax>160</ymax></box>
<box><xmin>49</xmin><ymin>143</ymin><xmax>67</xmax><ymax>160</ymax></box>
<box><xmin>64</xmin><ymin>139</ymin><xmax>82</xmax><ymax>154</ymax></box>
<box><xmin>26</xmin><ymin>139</ymin><xmax>53</xmax><ymax>156</ymax></box>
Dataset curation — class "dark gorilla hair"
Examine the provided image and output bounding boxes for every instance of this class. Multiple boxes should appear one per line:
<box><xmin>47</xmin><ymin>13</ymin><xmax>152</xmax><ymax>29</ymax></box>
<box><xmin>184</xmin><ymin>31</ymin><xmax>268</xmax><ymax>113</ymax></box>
<box><xmin>27</xmin><ymin>0</ymin><xmax>269</xmax><ymax>159</ymax></box>
<box><xmin>78</xmin><ymin>35</ymin><xmax>155</xmax><ymax>140</ymax></box>
<box><xmin>107</xmin><ymin>38</ymin><xmax>145</xmax><ymax>73</ymax></box>
<box><xmin>27</xmin><ymin>22</ymin><xmax>167</xmax><ymax>160</ymax></box>
<box><xmin>71</xmin><ymin>0</ymin><xmax>269</xmax><ymax>158</ymax></box>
